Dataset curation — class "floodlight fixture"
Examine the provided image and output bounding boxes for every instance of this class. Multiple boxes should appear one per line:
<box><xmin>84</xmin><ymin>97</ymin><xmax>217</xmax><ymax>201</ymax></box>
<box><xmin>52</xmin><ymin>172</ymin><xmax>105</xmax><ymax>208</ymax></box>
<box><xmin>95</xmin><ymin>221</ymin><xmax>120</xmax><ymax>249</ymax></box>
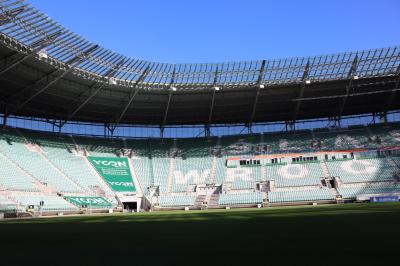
<box><xmin>109</xmin><ymin>77</ymin><xmax>117</xmax><ymax>85</ymax></box>
<box><xmin>38</xmin><ymin>50</ymin><xmax>48</xmax><ymax>59</ymax></box>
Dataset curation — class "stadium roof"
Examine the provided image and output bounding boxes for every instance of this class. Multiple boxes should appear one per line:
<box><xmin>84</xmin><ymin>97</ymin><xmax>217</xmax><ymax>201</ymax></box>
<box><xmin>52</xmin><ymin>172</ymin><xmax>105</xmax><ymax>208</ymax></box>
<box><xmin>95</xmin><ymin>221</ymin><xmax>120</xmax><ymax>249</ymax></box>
<box><xmin>0</xmin><ymin>0</ymin><xmax>399</xmax><ymax>129</ymax></box>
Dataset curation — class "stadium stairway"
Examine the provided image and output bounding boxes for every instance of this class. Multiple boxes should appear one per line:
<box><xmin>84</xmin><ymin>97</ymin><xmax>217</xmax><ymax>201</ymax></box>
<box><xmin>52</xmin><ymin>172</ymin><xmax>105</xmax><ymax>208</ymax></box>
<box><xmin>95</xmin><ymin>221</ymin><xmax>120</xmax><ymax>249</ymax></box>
<box><xmin>0</xmin><ymin>147</ymin><xmax>57</xmax><ymax>194</ymax></box>
<box><xmin>166</xmin><ymin>157</ymin><xmax>176</xmax><ymax>193</ymax></box>
<box><xmin>16</xmin><ymin>129</ymin><xmax>88</xmax><ymax>194</ymax></box>
<box><xmin>127</xmin><ymin>157</ymin><xmax>145</xmax><ymax>196</ymax></box>
<box><xmin>194</xmin><ymin>194</ymin><xmax>206</xmax><ymax>208</ymax></box>
<box><xmin>261</xmin><ymin>165</ymin><xmax>267</xmax><ymax>181</ymax></box>
<box><xmin>40</xmin><ymin>152</ymin><xmax>88</xmax><ymax>194</ymax></box>
<box><xmin>320</xmin><ymin>160</ymin><xmax>341</xmax><ymax>197</ymax></box>
<box><xmin>209</xmin><ymin>156</ymin><xmax>218</xmax><ymax>184</ymax></box>
<box><xmin>208</xmin><ymin>193</ymin><xmax>220</xmax><ymax>208</ymax></box>
<box><xmin>320</xmin><ymin>160</ymin><xmax>332</xmax><ymax>179</ymax></box>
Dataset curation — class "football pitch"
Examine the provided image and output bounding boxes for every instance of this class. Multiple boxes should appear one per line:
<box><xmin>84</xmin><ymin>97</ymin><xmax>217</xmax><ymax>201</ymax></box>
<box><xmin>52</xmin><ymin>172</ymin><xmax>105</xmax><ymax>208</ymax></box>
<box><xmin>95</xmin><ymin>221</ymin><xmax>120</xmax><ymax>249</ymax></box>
<box><xmin>1</xmin><ymin>203</ymin><xmax>399</xmax><ymax>266</ymax></box>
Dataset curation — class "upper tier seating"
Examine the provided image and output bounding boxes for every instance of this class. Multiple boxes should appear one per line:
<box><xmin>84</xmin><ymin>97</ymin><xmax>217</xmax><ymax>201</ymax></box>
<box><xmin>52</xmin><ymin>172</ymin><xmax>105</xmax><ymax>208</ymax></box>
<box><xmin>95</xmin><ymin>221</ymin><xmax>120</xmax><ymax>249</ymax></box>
<box><xmin>314</xmin><ymin>128</ymin><xmax>373</xmax><ymax>150</ymax></box>
<box><xmin>176</xmin><ymin>137</ymin><xmax>217</xmax><ymax>157</ymax></box>
<box><xmin>125</xmin><ymin>139</ymin><xmax>151</xmax><ymax>157</ymax></box>
<box><xmin>369</xmin><ymin>123</ymin><xmax>400</xmax><ymax>147</ymax></box>
<box><xmin>219</xmin><ymin>134</ymin><xmax>262</xmax><ymax>155</ymax></box>
<box><xmin>74</xmin><ymin>136</ymin><xmax>123</xmax><ymax>157</ymax></box>
<box><xmin>263</xmin><ymin>131</ymin><xmax>313</xmax><ymax>153</ymax></box>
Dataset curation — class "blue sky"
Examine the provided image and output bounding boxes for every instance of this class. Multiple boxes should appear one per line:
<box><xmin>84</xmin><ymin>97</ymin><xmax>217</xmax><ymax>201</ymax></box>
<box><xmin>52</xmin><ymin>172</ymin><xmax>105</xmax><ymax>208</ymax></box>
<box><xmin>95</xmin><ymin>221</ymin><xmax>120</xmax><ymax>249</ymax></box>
<box><xmin>28</xmin><ymin>0</ymin><xmax>400</xmax><ymax>63</ymax></box>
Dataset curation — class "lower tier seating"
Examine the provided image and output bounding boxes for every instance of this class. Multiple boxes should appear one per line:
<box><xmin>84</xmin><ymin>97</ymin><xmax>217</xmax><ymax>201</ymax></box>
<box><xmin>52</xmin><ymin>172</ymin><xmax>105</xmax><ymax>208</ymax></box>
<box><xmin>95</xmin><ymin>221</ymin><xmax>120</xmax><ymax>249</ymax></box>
<box><xmin>218</xmin><ymin>192</ymin><xmax>263</xmax><ymax>205</ymax></box>
<box><xmin>158</xmin><ymin>195</ymin><xmax>196</xmax><ymax>207</ymax></box>
<box><xmin>12</xmin><ymin>195</ymin><xmax>79</xmax><ymax>212</ymax></box>
<box><xmin>338</xmin><ymin>183</ymin><xmax>400</xmax><ymax>199</ymax></box>
<box><xmin>326</xmin><ymin>158</ymin><xmax>398</xmax><ymax>183</ymax></box>
<box><xmin>267</xmin><ymin>162</ymin><xmax>325</xmax><ymax>187</ymax></box>
<box><xmin>268</xmin><ymin>187</ymin><xmax>335</xmax><ymax>203</ymax></box>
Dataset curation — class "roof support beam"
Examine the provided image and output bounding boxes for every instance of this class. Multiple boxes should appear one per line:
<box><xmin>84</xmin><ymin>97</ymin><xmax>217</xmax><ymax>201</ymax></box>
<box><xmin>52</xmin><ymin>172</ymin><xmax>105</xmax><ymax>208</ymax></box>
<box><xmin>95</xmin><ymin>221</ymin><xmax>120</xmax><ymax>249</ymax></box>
<box><xmin>293</xmin><ymin>84</ymin><xmax>400</xmax><ymax>102</ymax></box>
<box><xmin>207</xmin><ymin>67</ymin><xmax>219</xmax><ymax>126</ymax></box>
<box><xmin>0</xmin><ymin>30</ymin><xmax>64</xmax><ymax>76</ymax></box>
<box><xmin>336</xmin><ymin>55</ymin><xmax>359</xmax><ymax>119</ymax></box>
<box><xmin>0</xmin><ymin>5</ymin><xmax>26</xmax><ymax>26</ymax></box>
<box><xmin>161</xmin><ymin>67</ymin><xmax>176</xmax><ymax>130</ymax></box>
<box><xmin>6</xmin><ymin>45</ymin><xmax>99</xmax><ymax>115</ymax></box>
<box><xmin>208</xmin><ymin>89</ymin><xmax>216</xmax><ymax>124</ymax></box>
<box><xmin>249</xmin><ymin>59</ymin><xmax>266</xmax><ymax>125</ymax></box>
<box><xmin>60</xmin><ymin>59</ymin><xmax>126</xmax><ymax>126</ymax></box>
<box><xmin>292</xmin><ymin>61</ymin><xmax>310</xmax><ymax>122</ymax></box>
<box><xmin>63</xmin><ymin>83</ymin><xmax>107</xmax><ymax>126</ymax></box>
<box><xmin>161</xmin><ymin>91</ymin><xmax>173</xmax><ymax>129</ymax></box>
<box><xmin>1</xmin><ymin>104</ymin><xmax>8</xmax><ymax>128</ymax></box>
<box><xmin>383</xmin><ymin>64</ymin><xmax>400</xmax><ymax>114</ymax></box>
<box><xmin>110</xmin><ymin>66</ymin><xmax>151</xmax><ymax>131</ymax></box>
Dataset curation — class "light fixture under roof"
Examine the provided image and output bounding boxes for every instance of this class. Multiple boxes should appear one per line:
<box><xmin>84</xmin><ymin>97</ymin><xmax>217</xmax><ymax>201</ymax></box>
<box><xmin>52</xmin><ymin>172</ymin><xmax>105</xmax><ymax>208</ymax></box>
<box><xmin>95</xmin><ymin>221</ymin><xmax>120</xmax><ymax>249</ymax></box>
<box><xmin>259</xmin><ymin>84</ymin><xmax>265</xmax><ymax>89</ymax></box>
<box><xmin>38</xmin><ymin>49</ymin><xmax>48</xmax><ymax>59</ymax></box>
<box><xmin>109</xmin><ymin>77</ymin><xmax>117</xmax><ymax>85</ymax></box>
<box><xmin>214</xmin><ymin>86</ymin><xmax>220</xmax><ymax>91</ymax></box>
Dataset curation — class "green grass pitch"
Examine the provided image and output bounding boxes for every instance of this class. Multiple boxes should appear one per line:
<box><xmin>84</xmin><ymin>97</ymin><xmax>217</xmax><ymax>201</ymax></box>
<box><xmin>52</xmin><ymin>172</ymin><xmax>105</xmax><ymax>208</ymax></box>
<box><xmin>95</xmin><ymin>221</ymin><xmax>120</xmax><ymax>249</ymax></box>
<box><xmin>1</xmin><ymin>203</ymin><xmax>399</xmax><ymax>266</ymax></box>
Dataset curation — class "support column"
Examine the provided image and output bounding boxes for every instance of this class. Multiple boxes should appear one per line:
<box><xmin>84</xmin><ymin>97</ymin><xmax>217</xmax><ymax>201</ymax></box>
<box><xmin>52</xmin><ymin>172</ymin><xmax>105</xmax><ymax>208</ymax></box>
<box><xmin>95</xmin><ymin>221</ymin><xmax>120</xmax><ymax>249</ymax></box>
<box><xmin>2</xmin><ymin>105</ymin><xmax>8</xmax><ymax>128</ymax></box>
<box><xmin>160</xmin><ymin>127</ymin><xmax>165</xmax><ymax>139</ymax></box>
<box><xmin>204</xmin><ymin>126</ymin><xmax>211</xmax><ymax>137</ymax></box>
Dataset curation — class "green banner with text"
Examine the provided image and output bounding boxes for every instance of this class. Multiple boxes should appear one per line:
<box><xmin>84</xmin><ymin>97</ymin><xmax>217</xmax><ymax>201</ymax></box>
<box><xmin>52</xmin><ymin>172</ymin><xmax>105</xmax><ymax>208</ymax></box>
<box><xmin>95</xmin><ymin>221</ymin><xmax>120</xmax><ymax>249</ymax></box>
<box><xmin>64</xmin><ymin>196</ymin><xmax>112</xmax><ymax>207</ymax></box>
<box><xmin>88</xmin><ymin>157</ymin><xmax>136</xmax><ymax>192</ymax></box>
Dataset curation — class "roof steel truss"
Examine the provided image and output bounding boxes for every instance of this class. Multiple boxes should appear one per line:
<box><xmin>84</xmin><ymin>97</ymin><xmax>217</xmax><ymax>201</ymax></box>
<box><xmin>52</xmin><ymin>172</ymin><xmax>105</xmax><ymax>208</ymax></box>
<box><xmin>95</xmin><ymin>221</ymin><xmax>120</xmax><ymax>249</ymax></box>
<box><xmin>0</xmin><ymin>0</ymin><xmax>398</xmax><ymax>91</ymax></box>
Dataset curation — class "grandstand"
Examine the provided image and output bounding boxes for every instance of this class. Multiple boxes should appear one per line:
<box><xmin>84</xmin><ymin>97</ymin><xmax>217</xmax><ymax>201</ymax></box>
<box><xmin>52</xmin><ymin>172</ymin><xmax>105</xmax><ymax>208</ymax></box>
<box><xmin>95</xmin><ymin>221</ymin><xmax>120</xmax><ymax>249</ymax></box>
<box><xmin>0</xmin><ymin>0</ymin><xmax>400</xmax><ymax>217</ymax></box>
<box><xmin>0</xmin><ymin>122</ymin><xmax>400</xmax><ymax>214</ymax></box>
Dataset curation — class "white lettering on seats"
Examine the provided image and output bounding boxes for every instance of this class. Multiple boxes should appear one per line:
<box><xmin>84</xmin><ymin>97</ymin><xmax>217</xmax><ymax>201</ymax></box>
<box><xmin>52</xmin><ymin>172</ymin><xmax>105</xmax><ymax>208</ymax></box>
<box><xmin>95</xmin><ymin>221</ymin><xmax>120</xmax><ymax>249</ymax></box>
<box><xmin>226</xmin><ymin>168</ymin><xmax>253</xmax><ymax>182</ymax></box>
<box><xmin>173</xmin><ymin>169</ymin><xmax>210</xmax><ymax>184</ymax></box>
<box><xmin>341</xmin><ymin>160</ymin><xmax>377</xmax><ymax>174</ymax></box>
<box><xmin>278</xmin><ymin>164</ymin><xmax>308</xmax><ymax>179</ymax></box>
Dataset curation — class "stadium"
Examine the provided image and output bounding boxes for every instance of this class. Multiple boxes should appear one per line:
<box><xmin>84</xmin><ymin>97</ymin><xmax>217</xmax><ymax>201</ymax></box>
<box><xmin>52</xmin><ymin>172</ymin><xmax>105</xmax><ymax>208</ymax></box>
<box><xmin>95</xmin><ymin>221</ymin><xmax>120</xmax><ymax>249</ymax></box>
<box><xmin>0</xmin><ymin>0</ymin><xmax>400</xmax><ymax>265</ymax></box>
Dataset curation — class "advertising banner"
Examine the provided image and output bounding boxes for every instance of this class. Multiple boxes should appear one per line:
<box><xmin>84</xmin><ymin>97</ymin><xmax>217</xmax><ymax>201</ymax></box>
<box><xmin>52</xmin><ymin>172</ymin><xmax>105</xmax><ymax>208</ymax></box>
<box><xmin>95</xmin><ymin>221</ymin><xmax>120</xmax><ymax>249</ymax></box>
<box><xmin>88</xmin><ymin>157</ymin><xmax>136</xmax><ymax>192</ymax></box>
<box><xmin>64</xmin><ymin>196</ymin><xmax>112</xmax><ymax>207</ymax></box>
<box><xmin>370</xmin><ymin>196</ymin><xmax>399</xmax><ymax>202</ymax></box>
